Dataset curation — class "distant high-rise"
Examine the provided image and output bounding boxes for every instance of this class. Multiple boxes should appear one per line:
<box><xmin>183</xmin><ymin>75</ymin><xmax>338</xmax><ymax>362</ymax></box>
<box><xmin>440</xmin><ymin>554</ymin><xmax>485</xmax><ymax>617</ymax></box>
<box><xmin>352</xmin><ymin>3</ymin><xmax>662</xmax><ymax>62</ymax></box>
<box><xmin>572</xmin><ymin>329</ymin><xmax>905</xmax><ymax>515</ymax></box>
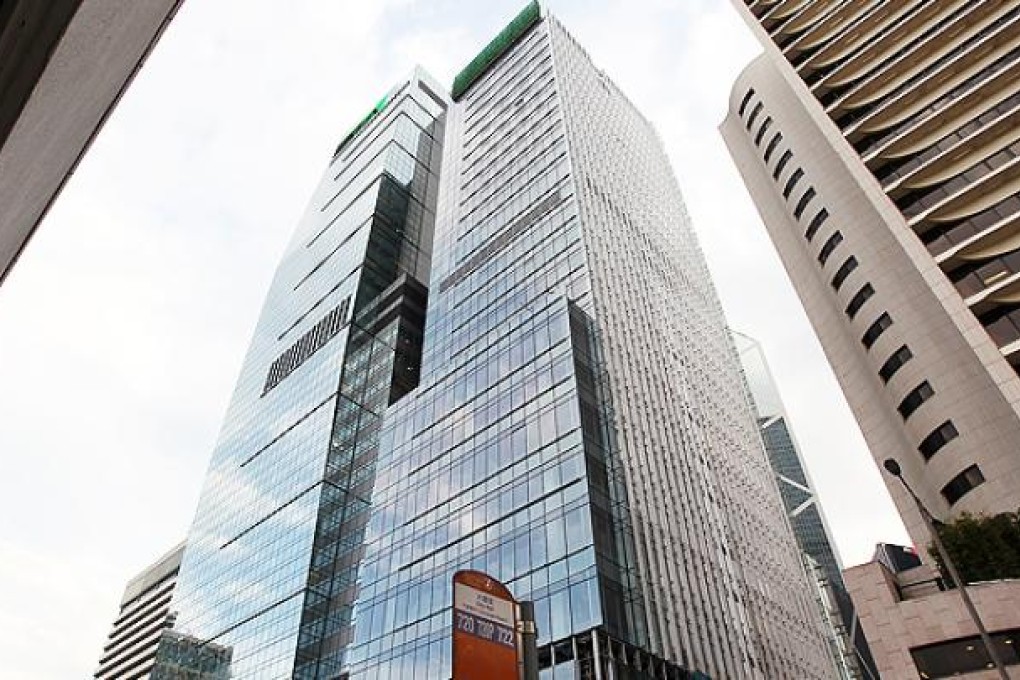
<box><xmin>721</xmin><ymin>0</ymin><xmax>1020</xmax><ymax>554</ymax></box>
<box><xmin>734</xmin><ymin>331</ymin><xmax>877</xmax><ymax>679</ymax></box>
<box><xmin>157</xmin><ymin>4</ymin><xmax>833</xmax><ymax>678</ymax></box>
<box><xmin>95</xmin><ymin>543</ymin><xmax>184</xmax><ymax>680</ymax></box>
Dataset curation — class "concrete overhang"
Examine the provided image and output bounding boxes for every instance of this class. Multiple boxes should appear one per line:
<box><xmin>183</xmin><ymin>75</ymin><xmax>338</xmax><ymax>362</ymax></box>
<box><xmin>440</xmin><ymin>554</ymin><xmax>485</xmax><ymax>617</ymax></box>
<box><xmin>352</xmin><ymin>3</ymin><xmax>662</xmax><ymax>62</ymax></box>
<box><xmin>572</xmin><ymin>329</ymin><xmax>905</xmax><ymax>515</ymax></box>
<box><xmin>0</xmin><ymin>0</ymin><xmax>184</xmax><ymax>287</ymax></box>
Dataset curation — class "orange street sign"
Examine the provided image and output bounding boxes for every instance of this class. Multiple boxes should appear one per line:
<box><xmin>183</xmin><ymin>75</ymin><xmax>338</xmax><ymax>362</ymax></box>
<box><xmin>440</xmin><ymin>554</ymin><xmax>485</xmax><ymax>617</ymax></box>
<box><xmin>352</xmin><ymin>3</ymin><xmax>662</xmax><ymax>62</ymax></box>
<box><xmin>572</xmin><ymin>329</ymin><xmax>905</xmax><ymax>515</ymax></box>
<box><xmin>451</xmin><ymin>570</ymin><xmax>519</xmax><ymax>680</ymax></box>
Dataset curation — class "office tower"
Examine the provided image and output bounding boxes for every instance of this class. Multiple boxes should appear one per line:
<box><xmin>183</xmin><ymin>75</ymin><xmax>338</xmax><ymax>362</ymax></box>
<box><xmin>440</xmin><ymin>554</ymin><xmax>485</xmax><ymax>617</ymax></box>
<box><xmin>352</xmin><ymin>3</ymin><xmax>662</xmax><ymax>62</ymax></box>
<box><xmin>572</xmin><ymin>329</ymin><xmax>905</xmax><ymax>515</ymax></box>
<box><xmin>159</xmin><ymin>4</ymin><xmax>833</xmax><ymax>679</ymax></box>
<box><xmin>154</xmin><ymin>67</ymin><xmax>447</xmax><ymax>678</ymax></box>
<box><xmin>734</xmin><ymin>331</ymin><xmax>876</xmax><ymax>679</ymax></box>
<box><xmin>0</xmin><ymin>0</ymin><xmax>183</xmax><ymax>285</ymax></box>
<box><xmin>721</xmin><ymin>0</ymin><xmax>1020</xmax><ymax>554</ymax></box>
<box><xmin>95</xmin><ymin>543</ymin><xmax>185</xmax><ymax>679</ymax></box>
<box><xmin>344</xmin><ymin>5</ymin><xmax>831</xmax><ymax>679</ymax></box>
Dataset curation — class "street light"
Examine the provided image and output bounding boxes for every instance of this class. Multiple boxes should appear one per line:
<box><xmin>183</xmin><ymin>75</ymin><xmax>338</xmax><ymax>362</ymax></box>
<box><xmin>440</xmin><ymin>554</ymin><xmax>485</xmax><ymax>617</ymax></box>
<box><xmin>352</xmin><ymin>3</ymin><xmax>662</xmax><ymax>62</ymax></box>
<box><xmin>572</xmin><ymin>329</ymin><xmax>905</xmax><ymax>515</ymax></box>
<box><xmin>882</xmin><ymin>458</ymin><xmax>1009</xmax><ymax>680</ymax></box>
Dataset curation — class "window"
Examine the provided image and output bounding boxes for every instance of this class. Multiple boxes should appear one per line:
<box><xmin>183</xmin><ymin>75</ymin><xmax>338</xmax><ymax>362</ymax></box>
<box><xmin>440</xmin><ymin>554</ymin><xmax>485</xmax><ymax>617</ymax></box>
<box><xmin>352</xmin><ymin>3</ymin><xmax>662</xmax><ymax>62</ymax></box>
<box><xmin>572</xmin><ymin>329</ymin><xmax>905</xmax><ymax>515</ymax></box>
<box><xmin>783</xmin><ymin>167</ymin><xmax>805</xmax><ymax>198</ymax></box>
<box><xmin>898</xmin><ymin>381</ymin><xmax>934</xmax><ymax>419</ymax></box>
<box><xmin>912</xmin><ymin>627</ymin><xmax>1020</xmax><ymax>678</ymax></box>
<box><xmin>941</xmin><ymin>464</ymin><xmax>985</xmax><ymax>504</ymax></box>
<box><xmin>805</xmin><ymin>208</ymin><xmax>829</xmax><ymax>242</ymax></box>
<box><xmin>794</xmin><ymin>187</ymin><xmax>816</xmax><ymax>219</ymax></box>
<box><xmin>845</xmin><ymin>283</ymin><xmax>874</xmax><ymax>318</ymax></box>
<box><xmin>764</xmin><ymin>132</ymin><xmax>783</xmax><ymax>163</ymax></box>
<box><xmin>862</xmin><ymin>313</ymin><xmax>892</xmax><ymax>348</ymax></box>
<box><xmin>919</xmin><ymin>420</ymin><xmax>959</xmax><ymax>460</ymax></box>
<box><xmin>738</xmin><ymin>88</ymin><xmax>755</xmax><ymax>116</ymax></box>
<box><xmin>773</xmin><ymin>150</ymin><xmax>793</xmax><ymax>180</ymax></box>
<box><xmin>879</xmin><ymin>345</ymin><xmax>912</xmax><ymax>382</ymax></box>
<box><xmin>831</xmin><ymin>256</ymin><xmax>858</xmax><ymax>290</ymax></box>
<box><xmin>818</xmin><ymin>231</ymin><xmax>843</xmax><ymax>265</ymax></box>
<box><xmin>747</xmin><ymin>101</ymin><xmax>764</xmax><ymax>130</ymax></box>
<box><xmin>755</xmin><ymin>116</ymin><xmax>773</xmax><ymax>146</ymax></box>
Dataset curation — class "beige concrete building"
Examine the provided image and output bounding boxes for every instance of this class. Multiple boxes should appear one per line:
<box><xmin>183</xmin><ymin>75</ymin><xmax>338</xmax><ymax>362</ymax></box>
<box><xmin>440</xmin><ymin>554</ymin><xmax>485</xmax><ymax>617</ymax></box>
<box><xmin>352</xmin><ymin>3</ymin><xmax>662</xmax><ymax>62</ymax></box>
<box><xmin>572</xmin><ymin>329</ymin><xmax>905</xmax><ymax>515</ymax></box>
<box><xmin>720</xmin><ymin>0</ymin><xmax>1020</xmax><ymax>550</ymax></box>
<box><xmin>721</xmin><ymin>2</ymin><xmax>1020</xmax><ymax>676</ymax></box>
<box><xmin>0</xmin><ymin>0</ymin><xmax>184</xmax><ymax>286</ymax></box>
<box><xmin>845</xmin><ymin>546</ymin><xmax>1020</xmax><ymax>679</ymax></box>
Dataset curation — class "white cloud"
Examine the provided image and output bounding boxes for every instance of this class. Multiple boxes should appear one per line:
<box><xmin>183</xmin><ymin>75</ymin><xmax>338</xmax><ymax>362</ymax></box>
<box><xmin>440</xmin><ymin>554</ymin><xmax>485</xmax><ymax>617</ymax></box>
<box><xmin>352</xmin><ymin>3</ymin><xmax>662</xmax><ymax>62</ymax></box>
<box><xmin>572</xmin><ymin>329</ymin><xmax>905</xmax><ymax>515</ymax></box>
<box><xmin>0</xmin><ymin>541</ymin><xmax>118</xmax><ymax>679</ymax></box>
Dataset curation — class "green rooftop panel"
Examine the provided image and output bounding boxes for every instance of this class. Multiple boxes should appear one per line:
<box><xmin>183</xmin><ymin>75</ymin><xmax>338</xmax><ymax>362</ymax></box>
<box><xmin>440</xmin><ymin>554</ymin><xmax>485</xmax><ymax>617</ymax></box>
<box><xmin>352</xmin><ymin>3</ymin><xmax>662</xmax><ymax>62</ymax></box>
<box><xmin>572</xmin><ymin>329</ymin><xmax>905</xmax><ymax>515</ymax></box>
<box><xmin>451</xmin><ymin>1</ymin><xmax>541</xmax><ymax>101</ymax></box>
<box><xmin>333</xmin><ymin>90</ymin><xmax>392</xmax><ymax>158</ymax></box>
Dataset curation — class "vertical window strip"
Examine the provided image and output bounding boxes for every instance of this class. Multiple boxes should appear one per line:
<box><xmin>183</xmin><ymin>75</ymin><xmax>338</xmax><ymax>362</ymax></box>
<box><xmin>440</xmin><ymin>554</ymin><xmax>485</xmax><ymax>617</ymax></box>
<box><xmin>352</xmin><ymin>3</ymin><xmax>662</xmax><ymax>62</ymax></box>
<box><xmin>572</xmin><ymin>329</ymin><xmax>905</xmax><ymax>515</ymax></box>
<box><xmin>898</xmin><ymin>381</ymin><xmax>934</xmax><ymax>419</ymax></box>
<box><xmin>738</xmin><ymin>88</ymin><xmax>755</xmax><ymax>116</ymax></box>
<box><xmin>941</xmin><ymin>464</ymin><xmax>984</xmax><ymax>504</ymax></box>
<box><xmin>763</xmin><ymin>132</ymin><xmax>783</xmax><ymax>163</ymax></box>
<box><xmin>773</xmin><ymin>150</ymin><xmax>793</xmax><ymax>180</ymax></box>
<box><xmin>920</xmin><ymin>421</ymin><xmax>959</xmax><ymax>461</ymax></box>
<box><xmin>879</xmin><ymin>345</ymin><xmax>912</xmax><ymax>382</ymax></box>
<box><xmin>746</xmin><ymin>101</ymin><xmax>764</xmax><ymax>130</ymax></box>
<box><xmin>755</xmin><ymin>117</ymin><xmax>773</xmax><ymax>146</ymax></box>
<box><xmin>831</xmin><ymin>256</ymin><xmax>858</xmax><ymax>290</ymax></box>
<box><xmin>861</xmin><ymin>312</ymin><xmax>892</xmax><ymax>348</ymax></box>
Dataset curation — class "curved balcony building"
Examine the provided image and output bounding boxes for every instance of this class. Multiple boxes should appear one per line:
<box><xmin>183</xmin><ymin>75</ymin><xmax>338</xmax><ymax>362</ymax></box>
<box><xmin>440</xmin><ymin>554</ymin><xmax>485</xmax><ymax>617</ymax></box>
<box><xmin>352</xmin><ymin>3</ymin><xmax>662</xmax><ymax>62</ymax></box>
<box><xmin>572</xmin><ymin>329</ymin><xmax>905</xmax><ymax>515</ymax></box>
<box><xmin>722</xmin><ymin>0</ymin><xmax>1020</xmax><ymax>551</ymax></box>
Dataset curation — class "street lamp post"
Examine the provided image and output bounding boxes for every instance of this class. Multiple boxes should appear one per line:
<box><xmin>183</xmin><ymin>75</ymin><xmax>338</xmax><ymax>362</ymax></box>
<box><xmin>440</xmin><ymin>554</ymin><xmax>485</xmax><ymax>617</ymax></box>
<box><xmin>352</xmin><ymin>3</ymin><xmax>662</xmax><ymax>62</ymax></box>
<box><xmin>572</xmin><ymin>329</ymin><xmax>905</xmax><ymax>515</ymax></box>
<box><xmin>882</xmin><ymin>458</ymin><xmax>1009</xmax><ymax>680</ymax></box>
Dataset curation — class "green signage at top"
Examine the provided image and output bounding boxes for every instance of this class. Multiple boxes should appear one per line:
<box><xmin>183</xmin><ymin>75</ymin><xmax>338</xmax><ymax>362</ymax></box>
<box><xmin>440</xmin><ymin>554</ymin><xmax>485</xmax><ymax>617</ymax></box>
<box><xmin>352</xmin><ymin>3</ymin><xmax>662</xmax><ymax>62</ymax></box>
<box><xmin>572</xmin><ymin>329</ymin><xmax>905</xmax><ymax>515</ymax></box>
<box><xmin>334</xmin><ymin>91</ymin><xmax>392</xmax><ymax>158</ymax></box>
<box><xmin>451</xmin><ymin>1</ymin><xmax>541</xmax><ymax>101</ymax></box>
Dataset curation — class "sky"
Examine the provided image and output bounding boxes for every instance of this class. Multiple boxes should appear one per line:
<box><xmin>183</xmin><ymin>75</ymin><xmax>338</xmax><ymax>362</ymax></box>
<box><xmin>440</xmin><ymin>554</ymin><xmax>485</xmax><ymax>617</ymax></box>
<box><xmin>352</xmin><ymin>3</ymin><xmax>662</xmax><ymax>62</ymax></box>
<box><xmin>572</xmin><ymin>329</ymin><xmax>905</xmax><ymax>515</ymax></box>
<box><xmin>0</xmin><ymin>1</ymin><xmax>909</xmax><ymax>677</ymax></box>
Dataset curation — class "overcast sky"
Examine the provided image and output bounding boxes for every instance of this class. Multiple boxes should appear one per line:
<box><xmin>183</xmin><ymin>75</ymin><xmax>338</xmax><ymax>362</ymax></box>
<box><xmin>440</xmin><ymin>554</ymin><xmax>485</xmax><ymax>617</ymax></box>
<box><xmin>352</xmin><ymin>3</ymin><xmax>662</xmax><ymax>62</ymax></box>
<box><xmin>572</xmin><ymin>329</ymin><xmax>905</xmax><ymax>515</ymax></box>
<box><xmin>0</xmin><ymin>1</ymin><xmax>909</xmax><ymax>677</ymax></box>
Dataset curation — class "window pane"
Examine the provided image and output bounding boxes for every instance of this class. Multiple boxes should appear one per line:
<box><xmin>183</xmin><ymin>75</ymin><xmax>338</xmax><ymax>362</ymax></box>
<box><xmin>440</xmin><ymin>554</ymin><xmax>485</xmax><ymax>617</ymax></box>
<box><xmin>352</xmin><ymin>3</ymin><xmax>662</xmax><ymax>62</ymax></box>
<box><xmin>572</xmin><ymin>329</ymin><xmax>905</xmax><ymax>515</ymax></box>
<box><xmin>941</xmin><ymin>464</ymin><xmax>985</xmax><ymax>504</ymax></box>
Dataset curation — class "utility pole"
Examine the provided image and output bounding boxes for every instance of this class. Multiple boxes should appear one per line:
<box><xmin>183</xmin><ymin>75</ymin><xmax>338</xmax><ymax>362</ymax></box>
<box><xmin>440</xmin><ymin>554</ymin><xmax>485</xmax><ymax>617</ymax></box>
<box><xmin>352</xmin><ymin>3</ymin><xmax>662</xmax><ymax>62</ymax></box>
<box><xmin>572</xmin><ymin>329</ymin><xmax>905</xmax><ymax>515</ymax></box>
<box><xmin>518</xmin><ymin>601</ymin><xmax>539</xmax><ymax>680</ymax></box>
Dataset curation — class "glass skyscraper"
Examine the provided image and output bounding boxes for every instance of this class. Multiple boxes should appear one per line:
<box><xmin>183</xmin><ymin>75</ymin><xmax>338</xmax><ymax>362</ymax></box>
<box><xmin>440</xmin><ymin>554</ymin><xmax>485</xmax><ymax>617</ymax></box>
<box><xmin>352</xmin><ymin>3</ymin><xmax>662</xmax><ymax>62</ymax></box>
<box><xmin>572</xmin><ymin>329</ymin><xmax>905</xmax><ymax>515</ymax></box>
<box><xmin>158</xmin><ymin>4</ymin><xmax>833</xmax><ymax>679</ymax></box>
<box><xmin>733</xmin><ymin>331</ymin><xmax>876</xmax><ymax>679</ymax></box>
<box><xmin>154</xmin><ymin>66</ymin><xmax>448</xmax><ymax>678</ymax></box>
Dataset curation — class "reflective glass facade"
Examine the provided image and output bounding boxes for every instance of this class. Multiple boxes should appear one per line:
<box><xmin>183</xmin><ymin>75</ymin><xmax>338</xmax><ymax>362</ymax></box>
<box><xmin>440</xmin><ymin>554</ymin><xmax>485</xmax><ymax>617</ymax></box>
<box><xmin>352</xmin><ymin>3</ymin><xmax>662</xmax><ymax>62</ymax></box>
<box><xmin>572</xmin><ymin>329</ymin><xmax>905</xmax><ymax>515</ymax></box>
<box><xmin>159</xmin><ymin>7</ymin><xmax>832</xmax><ymax>680</ymax></box>
<box><xmin>346</xmin><ymin>10</ymin><xmax>831</xmax><ymax>680</ymax></box>
<box><xmin>154</xmin><ymin>68</ymin><xmax>448</xmax><ymax>678</ymax></box>
<box><xmin>347</xmin><ymin>15</ymin><xmax>630</xmax><ymax>678</ymax></box>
